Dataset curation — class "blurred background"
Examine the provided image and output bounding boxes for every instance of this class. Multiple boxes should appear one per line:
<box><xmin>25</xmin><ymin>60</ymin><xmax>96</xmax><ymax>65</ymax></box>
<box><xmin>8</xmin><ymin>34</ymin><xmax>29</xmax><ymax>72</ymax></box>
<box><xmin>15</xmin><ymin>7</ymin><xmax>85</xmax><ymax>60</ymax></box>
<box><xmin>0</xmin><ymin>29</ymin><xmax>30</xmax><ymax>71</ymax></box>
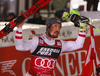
<box><xmin>0</xmin><ymin>0</ymin><xmax>100</xmax><ymax>76</ymax></box>
<box><xmin>0</xmin><ymin>0</ymin><xmax>100</xmax><ymax>22</ymax></box>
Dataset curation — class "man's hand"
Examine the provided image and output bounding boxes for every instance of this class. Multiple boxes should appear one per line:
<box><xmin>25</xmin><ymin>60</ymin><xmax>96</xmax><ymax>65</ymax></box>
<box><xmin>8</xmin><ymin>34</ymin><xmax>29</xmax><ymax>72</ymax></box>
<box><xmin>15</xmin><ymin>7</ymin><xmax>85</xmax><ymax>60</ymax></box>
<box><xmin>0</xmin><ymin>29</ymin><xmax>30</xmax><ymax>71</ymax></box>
<box><xmin>68</xmin><ymin>14</ymin><xmax>81</xmax><ymax>27</ymax></box>
<box><xmin>80</xmin><ymin>16</ymin><xmax>89</xmax><ymax>24</ymax></box>
<box><xmin>62</xmin><ymin>10</ymin><xmax>89</xmax><ymax>28</ymax></box>
<box><xmin>13</xmin><ymin>18</ymin><xmax>25</xmax><ymax>28</ymax></box>
<box><xmin>62</xmin><ymin>12</ymin><xmax>81</xmax><ymax>27</ymax></box>
<box><xmin>68</xmin><ymin>10</ymin><xmax>81</xmax><ymax>27</ymax></box>
<box><xmin>17</xmin><ymin>20</ymin><xmax>25</xmax><ymax>28</ymax></box>
<box><xmin>79</xmin><ymin>16</ymin><xmax>89</xmax><ymax>31</ymax></box>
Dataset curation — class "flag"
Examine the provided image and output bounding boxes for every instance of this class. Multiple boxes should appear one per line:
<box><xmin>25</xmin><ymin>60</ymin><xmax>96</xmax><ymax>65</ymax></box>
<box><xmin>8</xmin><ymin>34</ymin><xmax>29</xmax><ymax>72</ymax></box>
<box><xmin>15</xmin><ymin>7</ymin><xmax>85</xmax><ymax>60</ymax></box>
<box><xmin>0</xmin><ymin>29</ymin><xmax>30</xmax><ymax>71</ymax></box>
<box><xmin>81</xmin><ymin>26</ymin><xmax>97</xmax><ymax>76</ymax></box>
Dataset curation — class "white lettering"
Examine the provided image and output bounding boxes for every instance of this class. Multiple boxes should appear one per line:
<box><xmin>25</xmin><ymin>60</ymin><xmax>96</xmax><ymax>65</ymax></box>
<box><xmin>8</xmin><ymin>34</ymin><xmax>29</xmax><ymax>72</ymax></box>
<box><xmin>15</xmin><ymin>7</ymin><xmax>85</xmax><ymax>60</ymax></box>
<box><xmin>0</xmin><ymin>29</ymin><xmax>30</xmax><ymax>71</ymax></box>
<box><xmin>21</xmin><ymin>50</ymin><xmax>100</xmax><ymax>76</ymax></box>
<box><xmin>65</xmin><ymin>52</ymin><xmax>78</xmax><ymax>76</ymax></box>
<box><xmin>0</xmin><ymin>60</ymin><xmax>17</xmax><ymax>76</ymax></box>
<box><xmin>55</xmin><ymin>50</ymin><xmax>87</xmax><ymax>76</ymax></box>
<box><xmin>22</xmin><ymin>58</ymin><xmax>31</xmax><ymax>76</ymax></box>
<box><xmin>48</xmin><ymin>49</ymin><xmax>53</xmax><ymax>55</ymax></box>
<box><xmin>36</xmin><ymin>47</ymin><xmax>44</xmax><ymax>54</ymax></box>
<box><xmin>56</xmin><ymin>55</ymin><xmax>65</xmax><ymax>76</ymax></box>
<box><xmin>37</xmin><ymin>47</ymin><xmax>60</xmax><ymax>56</ymax></box>
<box><xmin>76</xmin><ymin>50</ymin><xmax>87</xmax><ymax>75</ymax></box>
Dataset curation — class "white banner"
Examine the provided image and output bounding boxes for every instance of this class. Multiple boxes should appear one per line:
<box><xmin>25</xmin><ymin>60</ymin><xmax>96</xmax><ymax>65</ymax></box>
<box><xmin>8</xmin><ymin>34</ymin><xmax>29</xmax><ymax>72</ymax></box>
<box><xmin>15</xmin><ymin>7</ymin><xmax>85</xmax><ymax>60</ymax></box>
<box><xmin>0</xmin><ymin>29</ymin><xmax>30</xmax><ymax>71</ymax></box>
<box><xmin>0</xmin><ymin>20</ymin><xmax>100</xmax><ymax>47</ymax></box>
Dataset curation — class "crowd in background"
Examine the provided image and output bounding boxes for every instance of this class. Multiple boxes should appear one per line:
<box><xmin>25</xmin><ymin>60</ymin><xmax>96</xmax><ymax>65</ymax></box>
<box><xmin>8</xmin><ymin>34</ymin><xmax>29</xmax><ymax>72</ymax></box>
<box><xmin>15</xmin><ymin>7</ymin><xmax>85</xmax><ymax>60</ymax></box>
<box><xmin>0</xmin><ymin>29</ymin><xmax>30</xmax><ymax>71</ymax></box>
<box><xmin>0</xmin><ymin>0</ymin><xmax>99</xmax><ymax>25</ymax></box>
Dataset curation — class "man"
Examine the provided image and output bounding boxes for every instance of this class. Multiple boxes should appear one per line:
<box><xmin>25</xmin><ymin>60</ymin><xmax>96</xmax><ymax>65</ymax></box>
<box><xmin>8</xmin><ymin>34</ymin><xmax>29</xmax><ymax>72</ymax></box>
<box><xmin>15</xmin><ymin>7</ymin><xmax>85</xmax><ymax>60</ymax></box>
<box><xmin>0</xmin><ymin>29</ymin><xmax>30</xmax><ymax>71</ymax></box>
<box><xmin>15</xmin><ymin>13</ymin><xmax>88</xmax><ymax>76</ymax></box>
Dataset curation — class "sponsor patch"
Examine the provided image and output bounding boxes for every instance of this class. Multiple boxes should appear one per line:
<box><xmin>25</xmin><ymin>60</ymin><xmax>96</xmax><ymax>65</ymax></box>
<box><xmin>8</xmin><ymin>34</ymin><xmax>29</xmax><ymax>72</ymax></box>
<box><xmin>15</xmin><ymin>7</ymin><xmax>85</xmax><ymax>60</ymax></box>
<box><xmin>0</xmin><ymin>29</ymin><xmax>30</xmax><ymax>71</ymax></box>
<box><xmin>40</xmin><ymin>39</ymin><xmax>43</xmax><ymax>44</ymax></box>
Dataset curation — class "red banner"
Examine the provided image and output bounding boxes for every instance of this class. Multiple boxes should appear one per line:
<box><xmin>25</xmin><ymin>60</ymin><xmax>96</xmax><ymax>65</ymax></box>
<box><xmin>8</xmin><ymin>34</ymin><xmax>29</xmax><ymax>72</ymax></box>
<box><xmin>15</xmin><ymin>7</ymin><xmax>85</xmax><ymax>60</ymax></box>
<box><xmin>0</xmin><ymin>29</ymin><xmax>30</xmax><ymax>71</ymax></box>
<box><xmin>0</xmin><ymin>35</ymin><xmax>100</xmax><ymax>76</ymax></box>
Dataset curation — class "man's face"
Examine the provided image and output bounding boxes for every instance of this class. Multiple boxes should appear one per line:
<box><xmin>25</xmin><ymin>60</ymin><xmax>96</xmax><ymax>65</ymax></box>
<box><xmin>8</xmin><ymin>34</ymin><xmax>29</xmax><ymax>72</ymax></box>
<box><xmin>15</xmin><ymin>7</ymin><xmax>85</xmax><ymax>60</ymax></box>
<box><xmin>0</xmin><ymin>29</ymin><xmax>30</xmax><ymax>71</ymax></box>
<box><xmin>46</xmin><ymin>23</ymin><xmax>61</xmax><ymax>38</ymax></box>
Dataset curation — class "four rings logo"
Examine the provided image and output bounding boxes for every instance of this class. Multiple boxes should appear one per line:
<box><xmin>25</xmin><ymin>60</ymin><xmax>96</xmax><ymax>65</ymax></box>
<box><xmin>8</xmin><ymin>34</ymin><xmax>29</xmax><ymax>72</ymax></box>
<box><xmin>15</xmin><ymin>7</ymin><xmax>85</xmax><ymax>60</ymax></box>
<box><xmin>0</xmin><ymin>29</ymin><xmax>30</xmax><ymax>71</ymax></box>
<box><xmin>35</xmin><ymin>58</ymin><xmax>57</xmax><ymax>69</ymax></box>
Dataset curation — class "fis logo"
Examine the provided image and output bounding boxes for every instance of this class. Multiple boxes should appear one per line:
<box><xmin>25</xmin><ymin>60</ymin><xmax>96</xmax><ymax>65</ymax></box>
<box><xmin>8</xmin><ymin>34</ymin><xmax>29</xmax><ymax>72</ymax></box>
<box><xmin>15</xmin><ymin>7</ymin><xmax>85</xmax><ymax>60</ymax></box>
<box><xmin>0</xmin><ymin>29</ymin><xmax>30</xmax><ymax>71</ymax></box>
<box><xmin>0</xmin><ymin>60</ymin><xmax>17</xmax><ymax>76</ymax></box>
<box><xmin>37</xmin><ymin>47</ymin><xmax>60</xmax><ymax>56</ymax></box>
<box><xmin>40</xmin><ymin>39</ymin><xmax>44</xmax><ymax>44</ymax></box>
<box><xmin>57</xmin><ymin>41</ymin><xmax>61</xmax><ymax>46</ymax></box>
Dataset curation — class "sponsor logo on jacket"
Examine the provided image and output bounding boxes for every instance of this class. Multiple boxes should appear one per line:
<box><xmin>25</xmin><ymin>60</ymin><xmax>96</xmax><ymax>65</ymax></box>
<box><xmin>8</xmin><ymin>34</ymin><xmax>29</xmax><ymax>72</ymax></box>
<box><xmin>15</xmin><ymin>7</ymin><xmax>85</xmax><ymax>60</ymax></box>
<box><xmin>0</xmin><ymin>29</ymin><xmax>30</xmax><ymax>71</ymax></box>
<box><xmin>36</xmin><ymin>47</ymin><xmax>60</xmax><ymax>56</ymax></box>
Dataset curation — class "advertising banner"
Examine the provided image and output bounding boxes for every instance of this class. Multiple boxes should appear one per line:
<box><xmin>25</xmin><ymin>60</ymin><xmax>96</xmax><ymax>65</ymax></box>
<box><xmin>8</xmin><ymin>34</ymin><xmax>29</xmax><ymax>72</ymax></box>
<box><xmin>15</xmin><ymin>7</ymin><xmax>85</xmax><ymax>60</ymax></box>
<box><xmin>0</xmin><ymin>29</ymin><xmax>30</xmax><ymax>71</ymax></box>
<box><xmin>0</xmin><ymin>21</ymin><xmax>100</xmax><ymax>76</ymax></box>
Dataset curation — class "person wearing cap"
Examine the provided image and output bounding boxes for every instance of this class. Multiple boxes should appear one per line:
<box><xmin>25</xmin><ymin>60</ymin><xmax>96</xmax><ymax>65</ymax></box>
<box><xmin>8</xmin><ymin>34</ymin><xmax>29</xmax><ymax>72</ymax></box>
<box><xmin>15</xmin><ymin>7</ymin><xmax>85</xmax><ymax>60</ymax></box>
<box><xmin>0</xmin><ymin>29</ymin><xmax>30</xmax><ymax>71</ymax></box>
<box><xmin>15</xmin><ymin>15</ymin><xmax>88</xmax><ymax>76</ymax></box>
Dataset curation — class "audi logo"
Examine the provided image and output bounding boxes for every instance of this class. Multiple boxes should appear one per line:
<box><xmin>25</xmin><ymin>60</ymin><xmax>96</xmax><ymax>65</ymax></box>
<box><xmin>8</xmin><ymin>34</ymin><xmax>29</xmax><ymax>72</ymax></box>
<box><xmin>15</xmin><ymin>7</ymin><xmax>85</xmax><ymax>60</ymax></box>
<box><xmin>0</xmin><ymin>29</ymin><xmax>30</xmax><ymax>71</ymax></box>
<box><xmin>35</xmin><ymin>58</ymin><xmax>57</xmax><ymax>69</ymax></box>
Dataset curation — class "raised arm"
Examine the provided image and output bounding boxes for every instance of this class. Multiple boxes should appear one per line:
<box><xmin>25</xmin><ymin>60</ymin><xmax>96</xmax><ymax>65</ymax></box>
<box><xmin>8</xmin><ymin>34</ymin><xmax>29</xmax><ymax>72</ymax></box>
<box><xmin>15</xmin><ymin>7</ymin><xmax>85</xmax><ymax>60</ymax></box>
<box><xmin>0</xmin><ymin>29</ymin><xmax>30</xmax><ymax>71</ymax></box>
<box><xmin>61</xmin><ymin>25</ymin><xmax>86</xmax><ymax>52</ymax></box>
<box><xmin>15</xmin><ymin>21</ymin><xmax>38</xmax><ymax>51</ymax></box>
<box><xmin>62</xmin><ymin>12</ymin><xmax>89</xmax><ymax>52</ymax></box>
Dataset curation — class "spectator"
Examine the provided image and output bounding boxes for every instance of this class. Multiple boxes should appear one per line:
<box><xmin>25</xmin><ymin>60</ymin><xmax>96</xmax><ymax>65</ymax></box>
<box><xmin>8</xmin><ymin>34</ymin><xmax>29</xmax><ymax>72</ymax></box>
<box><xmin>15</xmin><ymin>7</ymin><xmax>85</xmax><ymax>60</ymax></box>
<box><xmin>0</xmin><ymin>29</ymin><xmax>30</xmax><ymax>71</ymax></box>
<box><xmin>5</xmin><ymin>13</ymin><xmax>16</xmax><ymax>21</ymax></box>
<box><xmin>27</xmin><ymin>11</ymin><xmax>46</xmax><ymax>25</ymax></box>
<box><xmin>87</xmin><ymin>0</ymin><xmax>99</xmax><ymax>11</ymax></box>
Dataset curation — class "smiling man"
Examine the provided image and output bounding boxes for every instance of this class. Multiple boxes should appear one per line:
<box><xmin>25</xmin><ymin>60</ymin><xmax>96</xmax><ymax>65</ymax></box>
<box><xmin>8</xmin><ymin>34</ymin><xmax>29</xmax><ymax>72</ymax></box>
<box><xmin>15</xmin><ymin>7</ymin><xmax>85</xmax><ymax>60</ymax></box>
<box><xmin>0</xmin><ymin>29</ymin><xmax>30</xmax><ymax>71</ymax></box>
<box><xmin>15</xmin><ymin>16</ymin><xmax>88</xmax><ymax>76</ymax></box>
